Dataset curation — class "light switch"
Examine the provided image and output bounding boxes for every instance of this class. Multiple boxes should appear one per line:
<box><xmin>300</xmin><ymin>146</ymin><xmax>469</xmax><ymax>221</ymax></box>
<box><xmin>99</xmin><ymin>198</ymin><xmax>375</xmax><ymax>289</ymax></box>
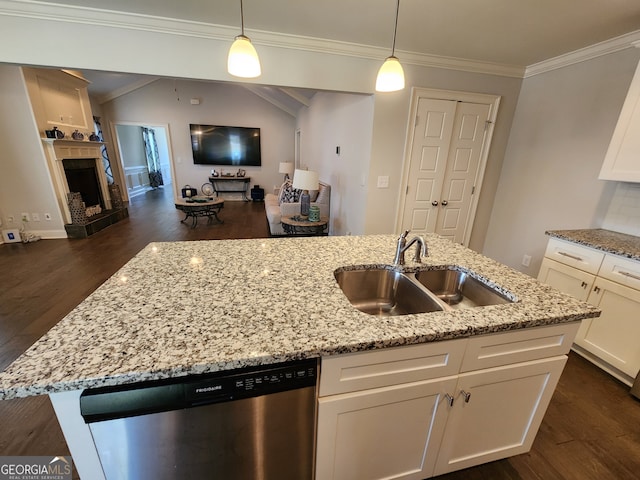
<box><xmin>377</xmin><ymin>176</ymin><xmax>389</xmax><ymax>188</ymax></box>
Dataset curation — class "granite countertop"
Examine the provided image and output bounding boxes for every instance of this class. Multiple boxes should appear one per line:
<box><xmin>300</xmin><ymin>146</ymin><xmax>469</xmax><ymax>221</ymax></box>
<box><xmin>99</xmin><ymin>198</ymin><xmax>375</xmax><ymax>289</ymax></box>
<box><xmin>0</xmin><ymin>234</ymin><xmax>599</xmax><ymax>400</ymax></box>
<box><xmin>546</xmin><ymin>229</ymin><xmax>640</xmax><ymax>261</ymax></box>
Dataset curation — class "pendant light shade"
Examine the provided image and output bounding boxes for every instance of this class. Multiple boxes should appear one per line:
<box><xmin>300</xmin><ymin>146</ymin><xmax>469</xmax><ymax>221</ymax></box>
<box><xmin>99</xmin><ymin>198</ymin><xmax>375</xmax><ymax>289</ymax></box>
<box><xmin>376</xmin><ymin>55</ymin><xmax>405</xmax><ymax>92</ymax></box>
<box><xmin>376</xmin><ymin>0</ymin><xmax>405</xmax><ymax>92</ymax></box>
<box><xmin>228</xmin><ymin>35</ymin><xmax>261</xmax><ymax>78</ymax></box>
<box><xmin>227</xmin><ymin>0</ymin><xmax>261</xmax><ymax>78</ymax></box>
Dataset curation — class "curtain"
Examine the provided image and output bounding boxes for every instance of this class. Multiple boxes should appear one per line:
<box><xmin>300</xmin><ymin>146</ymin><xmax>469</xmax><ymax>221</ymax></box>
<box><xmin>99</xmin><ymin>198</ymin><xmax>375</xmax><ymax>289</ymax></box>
<box><xmin>93</xmin><ymin>116</ymin><xmax>114</xmax><ymax>184</ymax></box>
<box><xmin>142</xmin><ymin>127</ymin><xmax>164</xmax><ymax>188</ymax></box>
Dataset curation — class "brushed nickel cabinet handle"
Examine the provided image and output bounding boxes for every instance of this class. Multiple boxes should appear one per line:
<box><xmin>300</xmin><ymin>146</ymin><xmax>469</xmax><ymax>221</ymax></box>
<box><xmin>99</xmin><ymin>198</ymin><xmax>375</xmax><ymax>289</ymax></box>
<box><xmin>619</xmin><ymin>270</ymin><xmax>640</xmax><ymax>282</ymax></box>
<box><xmin>558</xmin><ymin>251</ymin><xmax>583</xmax><ymax>262</ymax></box>
<box><xmin>445</xmin><ymin>393</ymin><xmax>454</xmax><ymax>407</ymax></box>
<box><xmin>460</xmin><ymin>390</ymin><xmax>471</xmax><ymax>403</ymax></box>
<box><xmin>581</xmin><ymin>281</ymin><xmax>588</xmax><ymax>288</ymax></box>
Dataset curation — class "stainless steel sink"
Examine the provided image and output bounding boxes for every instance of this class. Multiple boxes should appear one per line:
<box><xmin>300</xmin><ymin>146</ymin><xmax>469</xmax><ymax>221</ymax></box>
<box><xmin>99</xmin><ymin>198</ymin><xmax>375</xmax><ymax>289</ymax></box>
<box><xmin>334</xmin><ymin>266</ymin><xmax>514</xmax><ymax>316</ymax></box>
<box><xmin>414</xmin><ymin>268</ymin><xmax>512</xmax><ymax>308</ymax></box>
<box><xmin>334</xmin><ymin>268</ymin><xmax>444</xmax><ymax>316</ymax></box>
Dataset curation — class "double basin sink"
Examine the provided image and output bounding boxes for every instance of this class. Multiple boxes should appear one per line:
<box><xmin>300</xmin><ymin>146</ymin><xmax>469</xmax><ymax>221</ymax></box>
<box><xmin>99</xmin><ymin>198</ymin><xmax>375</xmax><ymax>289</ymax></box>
<box><xmin>334</xmin><ymin>266</ymin><xmax>514</xmax><ymax>316</ymax></box>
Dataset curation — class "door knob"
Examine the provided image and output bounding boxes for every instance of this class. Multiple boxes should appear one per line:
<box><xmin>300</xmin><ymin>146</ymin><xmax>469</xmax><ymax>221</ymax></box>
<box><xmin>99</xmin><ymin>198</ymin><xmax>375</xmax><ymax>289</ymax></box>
<box><xmin>441</xmin><ymin>200</ymin><xmax>448</xmax><ymax>206</ymax></box>
<box><xmin>431</xmin><ymin>201</ymin><xmax>439</xmax><ymax>207</ymax></box>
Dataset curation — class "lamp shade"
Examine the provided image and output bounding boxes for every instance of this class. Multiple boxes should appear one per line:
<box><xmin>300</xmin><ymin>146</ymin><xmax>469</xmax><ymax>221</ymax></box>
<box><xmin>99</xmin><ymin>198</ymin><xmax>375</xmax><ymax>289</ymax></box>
<box><xmin>292</xmin><ymin>169</ymin><xmax>319</xmax><ymax>191</ymax></box>
<box><xmin>279</xmin><ymin>162</ymin><xmax>294</xmax><ymax>176</ymax></box>
<box><xmin>375</xmin><ymin>56</ymin><xmax>405</xmax><ymax>92</ymax></box>
<box><xmin>227</xmin><ymin>35</ymin><xmax>261</xmax><ymax>78</ymax></box>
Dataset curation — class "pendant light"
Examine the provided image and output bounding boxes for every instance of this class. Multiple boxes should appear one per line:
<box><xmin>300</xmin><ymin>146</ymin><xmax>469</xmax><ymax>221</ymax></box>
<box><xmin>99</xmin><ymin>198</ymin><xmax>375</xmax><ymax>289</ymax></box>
<box><xmin>227</xmin><ymin>0</ymin><xmax>261</xmax><ymax>78</ymax></box>
<box><xmin>376</xmin><ymin>0</ymin><xmax>405</xmax><ymax>92</ymax></box>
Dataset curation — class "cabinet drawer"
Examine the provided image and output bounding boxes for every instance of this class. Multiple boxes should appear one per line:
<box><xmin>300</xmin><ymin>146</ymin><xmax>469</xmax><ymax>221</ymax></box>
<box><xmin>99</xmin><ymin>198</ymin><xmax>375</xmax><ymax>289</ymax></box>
<box><xmin>320</xmin><ymin>339</ymin><xmax>467</xmax><ymax>396</ymax></box>
<box><xmin>544</xmin><ymin>238</ymin><xmax>604</xmax><ymax>274</ymax></box>
<box><xmin>598</xmin><ymin>254</ymin><xmax>640</xmax><ymax>290</ymax></box>
<box><xmin>460</xmin><ymin>323</ymin><xmax>580</xmax><ymax>372</ymax></box>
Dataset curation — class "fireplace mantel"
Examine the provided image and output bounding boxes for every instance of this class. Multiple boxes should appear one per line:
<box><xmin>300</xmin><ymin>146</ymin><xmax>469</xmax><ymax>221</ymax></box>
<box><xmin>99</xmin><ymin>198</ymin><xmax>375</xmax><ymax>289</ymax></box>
<box><xmin>41</xmin><ymin>138</ymin><xmax>112</xmax><ymax>224</ymax></box>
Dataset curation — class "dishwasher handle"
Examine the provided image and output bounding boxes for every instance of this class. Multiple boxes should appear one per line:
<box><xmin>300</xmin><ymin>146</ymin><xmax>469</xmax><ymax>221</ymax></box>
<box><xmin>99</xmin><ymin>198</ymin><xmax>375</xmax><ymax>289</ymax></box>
<box><xmin>81</xmin><ymin>383</ymin><xmax>185</xmax><ymax>423</ymax></box>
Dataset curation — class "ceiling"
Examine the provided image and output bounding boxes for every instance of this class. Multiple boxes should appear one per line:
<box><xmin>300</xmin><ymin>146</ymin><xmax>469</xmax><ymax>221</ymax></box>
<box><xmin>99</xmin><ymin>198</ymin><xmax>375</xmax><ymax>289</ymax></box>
<box><xmin>41</xmin><ymin>0</ymin><xmax>640</xmax><ymax>110</ymax></box>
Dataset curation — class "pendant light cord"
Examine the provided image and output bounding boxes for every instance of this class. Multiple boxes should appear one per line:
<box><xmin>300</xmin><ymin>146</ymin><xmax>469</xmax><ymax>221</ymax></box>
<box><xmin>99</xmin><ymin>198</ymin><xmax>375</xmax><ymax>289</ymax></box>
<box><xmin>391</xmin><ymin>0</ymin><xmax>400</xmax><ymax>56</ymax></box>
<box><xmin>240</xmin><ymin>0</ymin><xmax>245</xmax><ymax>36</ymax></box>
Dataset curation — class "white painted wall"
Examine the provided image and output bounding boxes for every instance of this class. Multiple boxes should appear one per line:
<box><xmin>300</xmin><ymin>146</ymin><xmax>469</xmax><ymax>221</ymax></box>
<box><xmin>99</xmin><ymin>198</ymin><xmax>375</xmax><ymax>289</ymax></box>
<box><xmin>115</xmin><ymin>125</ymin><xmax>146</xmax><ymax>168</ymax></box>
<box><xmin>483</xmin><ymin>48</ymin><xmax>640</xmax><ymax>275</ymax></box>
<box><xmin>0</xmin><ymin>65</ymin><xmax>66</xmax><ymax>239</ymax></box>
<box><xmin>365</xmin><ymin>65</ymin><xmax>523</xmax><ymax>251</ymax></box>
<box><xmin>100</xmin><ymin>79</ymin><xmax>296</xmax><ymax>199</ymax></box>
<box><xmin>296</xmin><ymin>92</ymin><xmax>374</xmax><ymax>236</ymax></box>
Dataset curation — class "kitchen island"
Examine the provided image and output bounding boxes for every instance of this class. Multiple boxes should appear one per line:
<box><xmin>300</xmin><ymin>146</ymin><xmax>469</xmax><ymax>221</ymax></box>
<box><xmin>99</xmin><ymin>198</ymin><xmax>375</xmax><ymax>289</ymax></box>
<box><xmin>0</xmin><ymin>234</ymin><xmax>599</xmax><ymax>478</ymax></box>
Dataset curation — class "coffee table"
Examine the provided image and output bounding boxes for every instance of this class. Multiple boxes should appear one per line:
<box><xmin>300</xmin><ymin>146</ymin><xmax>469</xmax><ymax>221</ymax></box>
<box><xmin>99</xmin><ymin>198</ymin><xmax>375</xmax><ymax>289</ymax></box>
<box><xmin>281</xmin><ymin>215</ymin><xmax>328</xmax><ymax>236</ymax></box>
<box><xmin>175</xmin><ymin>197</ymin><xmax>224</xmax><ymax>228</ymax></box>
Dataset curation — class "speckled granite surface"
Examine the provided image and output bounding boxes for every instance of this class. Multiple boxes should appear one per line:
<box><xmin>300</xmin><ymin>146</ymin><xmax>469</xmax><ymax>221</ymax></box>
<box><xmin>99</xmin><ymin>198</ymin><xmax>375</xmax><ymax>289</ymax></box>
<box><xmin>546</xmin><ymin>229</ymin><xmax>640</xmax><ymax>261</ymax></box>
<box><xmin>0</xmin><ymin>234</ymin><xmax>599</xmax><ymax>400</ymax></box>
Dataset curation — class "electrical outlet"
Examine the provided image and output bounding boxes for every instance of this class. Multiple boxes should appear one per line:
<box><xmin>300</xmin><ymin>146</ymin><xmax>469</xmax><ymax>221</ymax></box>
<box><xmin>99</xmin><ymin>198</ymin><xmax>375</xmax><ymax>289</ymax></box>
<box><xmin>21</xmin><ymin>212</ymin><xmax>30</xmax><ymax>222</ymax></box>
<box><xmin>32</xmin><ymin>213</ymin><xmax>40</xmax><ymax>221</ymax></box>
<box><xmin>377</xmin><ymin>176</ymin><xmax>390</xmax><ymax>188</ymax></box>
<box><xmin>44</xmin><ymin>213</ymin><xmax>52</xmax><ymax>221</ymax></box>
<box><xmin>522</xmin><ymin>254</ymin><xmax>532</xmax><ymax>267</ymax></box>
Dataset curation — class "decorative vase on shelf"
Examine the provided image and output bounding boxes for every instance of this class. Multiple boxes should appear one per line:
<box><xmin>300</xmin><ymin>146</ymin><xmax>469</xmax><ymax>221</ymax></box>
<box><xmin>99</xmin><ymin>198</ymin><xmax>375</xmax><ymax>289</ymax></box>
<box><xmin>72</xmin><ymin>130</ymin><xmax>84</xmax><ymax>140</ymax></box>
<box><xmin>53</xmin><ymin>126</ymin><xmax>65</xmax><ymax>139</ymax></box>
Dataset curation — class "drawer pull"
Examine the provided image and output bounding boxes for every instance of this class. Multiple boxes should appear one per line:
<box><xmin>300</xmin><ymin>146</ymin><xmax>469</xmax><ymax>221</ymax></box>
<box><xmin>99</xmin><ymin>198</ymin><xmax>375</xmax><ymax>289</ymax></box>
<box><xmin>619</xmin><ymin>270</ymin><xmax>640</xmax><ymax>282</ymax></box>
<box><xmin>557</xmin><ymin>251</ymin><xmax>584</xmax><ymax>262</ymax></box>
<box><xmin>581</xmin><ymin>281</ymin><xmax>588</xmax><ymax>288</ymax></box>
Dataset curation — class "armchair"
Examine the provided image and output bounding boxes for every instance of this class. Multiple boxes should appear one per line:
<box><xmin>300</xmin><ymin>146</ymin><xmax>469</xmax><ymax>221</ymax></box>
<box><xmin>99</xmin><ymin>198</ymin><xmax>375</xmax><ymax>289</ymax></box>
<box><xmin>264</xmin><ymin>181</ymin><xmax>331</xmax><ymax>235</ymax></box>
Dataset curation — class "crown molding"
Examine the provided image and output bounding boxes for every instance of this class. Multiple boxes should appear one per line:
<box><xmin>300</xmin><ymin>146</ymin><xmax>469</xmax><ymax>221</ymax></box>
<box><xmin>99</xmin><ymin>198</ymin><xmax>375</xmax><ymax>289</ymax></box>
<box><xmin>3</xmin><ymin>0</ymin><xmax>636</xmax><ymax>81</ymax></box>
<box><xmin>0</xmin><ymin>0</ymin><xmax>524</xmax><ymax>78</ymax></box>
<box><xmin>524</xmin><ymin>30</ymin><xmax>640</xmax><ymax>78</ymax></box>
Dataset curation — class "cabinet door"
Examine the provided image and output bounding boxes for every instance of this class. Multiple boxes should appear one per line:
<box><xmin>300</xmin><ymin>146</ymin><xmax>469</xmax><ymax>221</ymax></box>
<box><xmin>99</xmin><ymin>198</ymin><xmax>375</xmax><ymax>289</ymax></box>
<box><xmin>576</xmin><ymin>277</ymin><xmax>640</xmax><ymax>378</ymax></box>
<box><xmin>316</xmin><ymin>377</ymin><xmax>457</xmax><ymax>480</ymax></box>
<box><xmin>433</xmin><ymin>356</ymin><xmax>567</xmax><ymax>476</ymax></box>
<box><xmin>537</xmin><ymin>257</ymin><xmax>595</xmax><ymax>302</ymax></box>
<box><xmin>599</xmin><ymin>59</ymin><xmax>640</xmax><ymax>182</ymax></box>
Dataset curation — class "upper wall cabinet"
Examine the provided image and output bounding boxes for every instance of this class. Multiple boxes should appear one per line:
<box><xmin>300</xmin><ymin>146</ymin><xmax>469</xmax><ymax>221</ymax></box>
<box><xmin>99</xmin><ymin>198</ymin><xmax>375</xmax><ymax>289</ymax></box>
<box><xmin>22</xmin><ymin>67</ymin><xmax>94</xmax><ymax>138</ymax></box>
<box><xmin>600</xmin><ymin>59</ymin><xmax>640</xmax><ymax>182</ymax></box>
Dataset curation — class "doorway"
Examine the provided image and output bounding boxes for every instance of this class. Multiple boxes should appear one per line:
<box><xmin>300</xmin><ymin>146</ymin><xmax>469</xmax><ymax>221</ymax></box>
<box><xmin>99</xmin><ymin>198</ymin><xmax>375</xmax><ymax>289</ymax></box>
<box><xmin>397</xmin><ymin>89</ymin><xmax>500</xmax><ymax>246</ymax></box>
<box><xmin>112</xmin><ymin>123</ymin><xmax>174</xmax><ymax>199</ymax></box>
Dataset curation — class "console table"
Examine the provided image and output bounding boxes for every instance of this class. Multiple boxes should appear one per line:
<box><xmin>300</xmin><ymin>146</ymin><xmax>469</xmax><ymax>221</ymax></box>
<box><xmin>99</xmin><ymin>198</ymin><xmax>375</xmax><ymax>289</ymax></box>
<box><xmin>175</xmin><ymin>197</ymin><xmax>224</xmax><ymax>228</ymax></box>
<box><xmin>209</xmin><ymin>176</ymin><xmax>251</xmax><ymax>201</ymax></box>
<box><xmin>281</xmin><ymin>215</ymin><xmax>329</xmax><ymax>236</ymax></box>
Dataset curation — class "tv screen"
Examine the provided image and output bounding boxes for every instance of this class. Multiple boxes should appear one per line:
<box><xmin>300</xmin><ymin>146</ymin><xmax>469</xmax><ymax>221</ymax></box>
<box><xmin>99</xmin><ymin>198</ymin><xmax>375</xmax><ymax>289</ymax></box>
<box><xmin>190</xmin><ymin>124</ymin><xmax>261</xmax><ymax>166</ymax></box>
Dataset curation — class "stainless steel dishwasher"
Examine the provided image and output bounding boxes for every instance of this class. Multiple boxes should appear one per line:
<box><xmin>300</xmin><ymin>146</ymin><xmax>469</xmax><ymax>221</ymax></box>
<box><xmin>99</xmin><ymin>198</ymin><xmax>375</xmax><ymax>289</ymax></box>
<box><xmin>80</xmin><ymin>358</ymin><xmax>318</xmax><ymax>480</ymax></box>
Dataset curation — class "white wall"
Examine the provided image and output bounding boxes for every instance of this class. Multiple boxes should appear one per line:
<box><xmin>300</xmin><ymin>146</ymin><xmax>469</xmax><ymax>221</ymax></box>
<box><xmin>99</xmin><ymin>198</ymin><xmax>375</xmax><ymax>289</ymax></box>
<box><xmin>0</xmin><ymin>65</ymin><xmax>66</xmax><ymax>239</ymax></box>
<box><xmin>115</xmin><ymin>125</ymin><xmax>146</xmax><ymax>168</ymax></box>
<box><xmin>602</xmin><ymin>182</ymin><xmax>640</xmax><ymax>236</ymax></box>
<box><xmin>483</xmin><ymin>48</ymin><xmax>640</xmax><ymax>275</ymax></box>
<box><xmin>365</xmin><ymin>65</ymin><xmax>523</xmax><ymax>252</ymax></box>
<box><xmin>296</xmin><ymin>92</ymin><xmax>374</xmax><ymax>236</ymax></box>
<box><xmin>100</xmin><ymin>79</ymin><xmax>296</xmax><ymax>198</ymax></box>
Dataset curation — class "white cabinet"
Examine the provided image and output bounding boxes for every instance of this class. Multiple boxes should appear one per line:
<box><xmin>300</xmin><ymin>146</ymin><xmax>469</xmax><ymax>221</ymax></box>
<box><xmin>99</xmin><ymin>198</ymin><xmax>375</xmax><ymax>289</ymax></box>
<box><xmin>433</xmin><ymin>356</ymin><xmax>566</xmax><ymax>476</ymax></box>
<box><xmin>538</xmin><ymin>258</ymin><xmax>595</xmax><ymax>302</ymax></box>
<box><xmin>577</xmin><ymin>276</ymin><xmax>640</xmax><ymax>379</ymax></box>
<box><xmin>538</xmin><ymin>237</ymin><xmax>640</xmax><ymax>384</ymax></box>
<box><xmin>316</xmin><ymin>323</ymin><xmax>579</xmax><ymax>479</ymax></box>
<box><xmin>316</xmin><ymin>377</ymin><xmax>457</xmax><ymax>480</ymax></box>
<box><xmin>599</xmin><ymin>60</ymin><xmax>640</xmax><ymax>182</ymax></box>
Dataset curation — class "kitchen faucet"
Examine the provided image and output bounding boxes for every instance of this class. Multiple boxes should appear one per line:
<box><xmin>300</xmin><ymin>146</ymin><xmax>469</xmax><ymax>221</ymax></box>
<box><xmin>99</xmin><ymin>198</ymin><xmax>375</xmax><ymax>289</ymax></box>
<box><xmin>393</xmin><ymin>230</ymin><xmax>427</xmax><ymax>265</ymax></box>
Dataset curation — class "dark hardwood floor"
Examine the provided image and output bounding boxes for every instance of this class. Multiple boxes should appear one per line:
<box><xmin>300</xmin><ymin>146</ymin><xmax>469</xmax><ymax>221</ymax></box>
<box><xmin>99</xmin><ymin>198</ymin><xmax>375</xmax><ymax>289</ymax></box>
<box><xmin>1</xmin><ymin>186</ymin><xmax>639</xmax><ymax>479</ymax></box>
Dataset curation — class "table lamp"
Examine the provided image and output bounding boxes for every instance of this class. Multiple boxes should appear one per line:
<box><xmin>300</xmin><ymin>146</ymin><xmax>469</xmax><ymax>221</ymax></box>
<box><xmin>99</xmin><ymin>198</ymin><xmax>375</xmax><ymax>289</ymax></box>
<box><xmin>279</xmin><ymin>162</ymin><xmax>294</xmax><ymax>182</ymax></box>
<box><xmin>292</xmin><ymin>169</ymin><xmax>319</xmax><ymax>218</ymax></box>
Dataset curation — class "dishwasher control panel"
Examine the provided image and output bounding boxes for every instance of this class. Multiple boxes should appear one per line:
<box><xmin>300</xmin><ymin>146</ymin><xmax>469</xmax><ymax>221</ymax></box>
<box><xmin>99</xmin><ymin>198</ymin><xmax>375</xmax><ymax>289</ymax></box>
<box><xmin>186</xmin><ymin>359</ymin><xmax>317</xmax><ymax>406</ymax></box>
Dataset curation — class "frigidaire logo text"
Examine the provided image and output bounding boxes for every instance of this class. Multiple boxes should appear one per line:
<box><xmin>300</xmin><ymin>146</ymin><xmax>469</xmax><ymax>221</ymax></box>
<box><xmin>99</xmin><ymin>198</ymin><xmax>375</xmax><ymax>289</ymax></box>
<box><xmin>195</xmin><ymin>385</ymin><xmax>222</xmax><ymax>393</ymax></box>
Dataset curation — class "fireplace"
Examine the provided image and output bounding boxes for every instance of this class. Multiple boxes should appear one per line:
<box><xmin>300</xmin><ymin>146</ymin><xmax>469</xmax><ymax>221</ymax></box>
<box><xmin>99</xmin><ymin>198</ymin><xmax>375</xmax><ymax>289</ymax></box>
<box><xmin>41</xmin><ymin>139</ymin><xmax>128</xmax><ymax>238</ymax></box>
<box><xmin>63</xmin><ymin>158</ymin><xmax>104</xmax><ymax>210</ymax></box>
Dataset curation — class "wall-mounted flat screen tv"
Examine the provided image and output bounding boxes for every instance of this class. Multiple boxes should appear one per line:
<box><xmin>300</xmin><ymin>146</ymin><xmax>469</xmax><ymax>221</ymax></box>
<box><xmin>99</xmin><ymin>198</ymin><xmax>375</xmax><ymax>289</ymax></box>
<box><xmin>190</xmin><ymin>124</ymin><xmax>261</xmax><ymax>166</ymax></box>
